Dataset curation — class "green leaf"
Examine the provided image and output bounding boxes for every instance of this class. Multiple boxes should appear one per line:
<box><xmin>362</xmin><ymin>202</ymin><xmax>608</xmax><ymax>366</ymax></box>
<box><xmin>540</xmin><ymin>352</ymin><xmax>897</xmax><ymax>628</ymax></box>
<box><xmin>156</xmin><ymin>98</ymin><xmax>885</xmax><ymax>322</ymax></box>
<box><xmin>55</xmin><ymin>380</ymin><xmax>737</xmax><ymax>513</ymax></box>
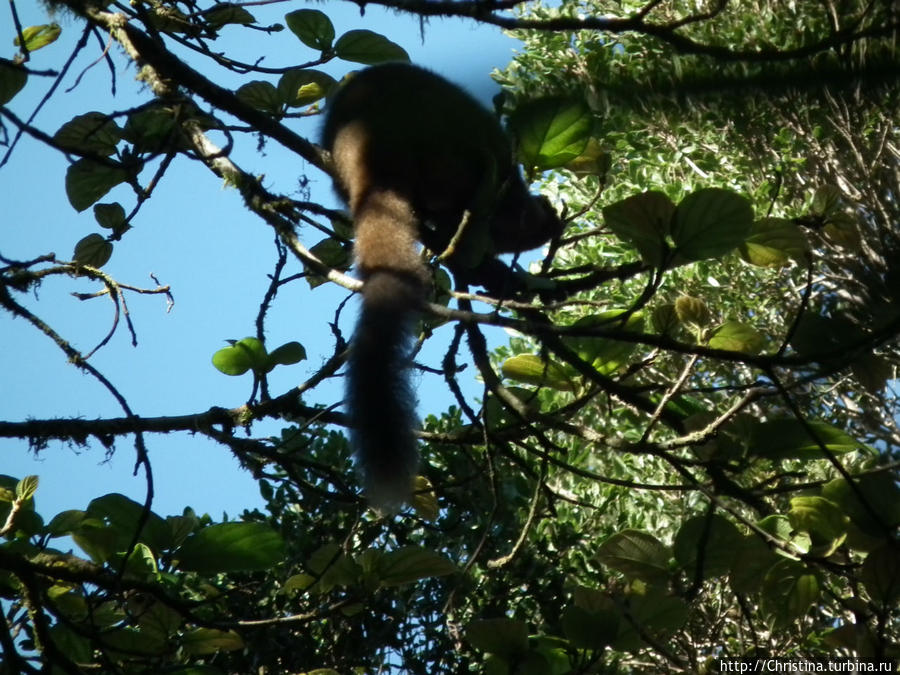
<box><xmin>136</xmin><ymin>599</ymin><xmax>182</xmax><ymax>641</ymax></box>
<box><xmin>500</xmin><ymin>354</ymin><xmax>575</xmax><ymax>391</ymax></box>
<box><xmin>93</xmin><ymin>202</ymin><xmax>130</xmax><ymax>238</ymax></box>
<box><xmin>120</xmin><ymin>541</ymin><xmax>159</xmax><ymax>578</ymax></box>
<box><xmin>86</xmin><ymin>493</ymin><xmax>170</xmax><ymax>553</ymax></box>
<box><xmin>739</xmin><ymin>217</ymin><xmax>809</xmax><ymax>267</ymax></box>
<box><xmin>564</xmin><ymin>135</ymin><xmax>611</xmax><ymax>176</ymax></box>
<box><xmin>236</xmin><ymin>80</ymin><xmax>282</xmax><ymax>114</ymax></box>
<box><xmin>707</xmin><ymin>321</ymin><xmax>765</xmax><ymax>354</ymax></box>
<box><xmin>562</xmin><ymin>310</ymin><xmax>645</xmax><ymax>375</ymax></box>
<box><xmin>671</xmin><ymin>188</ymin><xmax>754</xmax><ymax>261</ymax></box>
<box><xmin>306</xmin><ymin>237</ymin><xmax>352</xmax><ymax>288</ymax></box>
<box><xmin>860</xmin><ymin>543</ymin><xmax>900</xmax><ymax>606</ymax></box>
<box><xmin>48</xmin><ymin>625</ymin><xmax>92</xmax><ymax>665</ymax></box>
<box><xmin>466</xmin><ymin>618</ymin><xmax>528</xmax><ymax>659</ymax></box>
<box><xmin>674</xmin><ymin>295</ymin><xmax>710</xmax><ymax>328</ymax></box>
<box><xmin>561</xmin><ymin>603</ymin><xmax>618</xmax><ymax>649</ymax></box>
<box><xmin>72</xmin><ymin>521</ymin><xmax>118</xmax><ymax>564</ymax></box>
<box><xmin>596</xmin><ymin>530</ymin><xmax>669</xmax><ymax>582</ymax></box>
<box><xmin>211</xmin><ymin>337</ymin><xmax>268</xmax><ymax>376</ymax></box>
<box><xmin>46</xmin><ymin>509</ymin><xmax>87</xmax><ymax>537</ymax></box>
<box><xmin>203</xmin><ymin>4</ymin><xmax>256</xmax><ymax>30</ymax></box>
<box><xmin>268</xmin><ymin>341</ymin><xmax>306</xmax><ymax>367</ymax></box>
<box><xmin>277</xmin><ymin>69</ymin><xmax>337</xmax><ymax>107</ymax></box>
<box><xmin>15</xmin><ymin>475</ymin><xmax>38</xmax><ymax>501</ymax></box>
<box><xmin>750</xmin><ymin>419</ymin><xmax>863</xmax><ymax>461</ymax></box>
<box><xmin>283</xmin><ymin>573</ymin><xmax>316</xmax><ymax>593</ymax></box>
<box><xmin>124</xmin><ymin>106</ymin><xmax>178</xmax><ymax>153</ymax></box>
<box><xmin>651</xmin><ymin>303</ymin><xmax>679</xmax><ymax>336</ymax></box>
<box><xmin>509</xmin><ymin>97</ymin><xmax>592</xmax><ymax>171</ymax></box>
<box><xmin>306</xmin><ymin>543</ymin><xmax>360</xmax><ymax>591</ymax></box>
<box><xmin>789</xmin><ymin>312</ymin><xmax>864</xmax><ymax>362</ymax></box>
<box><xmin>822</xmin><ymin>472</ymin><xmax>900</xmax><ymax>538</ymax></box>
<box><xmin>73</xmin><ymin>233</ymin><xmax>113</xmax><ymax>268</ymax></box>
<box><xmin>182</xmin><ymin>628</ymin><xmax>244</xmax><ymax>655</ymax></box>
<box><xmin>614</xmin><ymin>589</ymin><xmax>688</xmax><ymax>651</ymax></box>
<box><xmin>334</xmin><ymin>30</ymin><xmax>409</xmax><ymax>65</ymax></box>
<box><xmin>810</xmin><ymin>184</ymin><xmax>842</xmax><ymax>215</ymax></box>
<box><xmin>54</xmin><ymin>112</ymin><xmax>122</xmax><ymax>156</ymax></box>
<box><xmin>757</xmin><ymin>514</ymin><xmax>793</xmax><ymax>540</ymax></box>
<box><xmin>65</xmin><ymin>159</ymin><xmax>129</xmax><ymax>212</ymax></box>
<box><xmin>788</xmin><ymin>496</ymin><xmax>848</xmax><ymax>547</ymax></box>
<box><xmin>378</xmin><ymin>546</ymin><xmax>456</xmax><ymax>586</ymax></box>
<box><xmin>0</xmin><ymin>58</ymin><xmax>27</xmax><ymax>105</ymax></box>
<box><xmin>602</xmin><ymin>191</ymin><xmax>675</xmax><ymax>267</ymax></box>
<box><xmin>176</xmin><ymin>521</ymin><xmax>285</xmax><ymax>573</ymax></box>
<box><xmin>98</xmin><ymin>627</ymin><xmax>167</xmax><ymax>656</ymax></box>
<box><xmin>729</xmin><ymin>534</ymin><xmax>778</xmax><ymax>595</ymax></box>
<box><xmin>761</xmin><ymin>559</ymin><xmax>819</xmax><ymax>628</ymax></box>
<box><xmin>14</xmin><ymin>24</ymin><xmax>61</xmax><ymax>52</ymax></box>
<box><xmin>167</xmin><ymin>513</ymin><xmax>200</xmax><ymax>547</ymax></box>
<box><xmin>284</xmin><ymin>9</ymin><xmax>335</xmax><ymax>51</ymax></box>
<box><xmin>411</xmin><ymin>475</ymin><xmax>439</xmax><ymax>520</ymax></box>
<box><xmin>93</xmin><ymin>202</ymin><xmax>126</xmax><ymax>229</ymax></box>
<box><xmin>673</xmin><ymin>514</ymin><xmax>743</xmax><ymax>580</ymax></box>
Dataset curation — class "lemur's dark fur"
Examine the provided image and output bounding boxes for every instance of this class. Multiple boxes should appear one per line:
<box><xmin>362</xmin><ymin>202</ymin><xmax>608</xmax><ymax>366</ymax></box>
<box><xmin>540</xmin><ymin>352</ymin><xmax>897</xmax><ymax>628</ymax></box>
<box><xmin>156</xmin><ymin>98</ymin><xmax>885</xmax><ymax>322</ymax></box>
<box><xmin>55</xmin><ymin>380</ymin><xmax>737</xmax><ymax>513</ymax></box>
<box><xmin>322</xmin><ymin>63</ymin><xmax>563</xmax><ymax>511</ymax></box>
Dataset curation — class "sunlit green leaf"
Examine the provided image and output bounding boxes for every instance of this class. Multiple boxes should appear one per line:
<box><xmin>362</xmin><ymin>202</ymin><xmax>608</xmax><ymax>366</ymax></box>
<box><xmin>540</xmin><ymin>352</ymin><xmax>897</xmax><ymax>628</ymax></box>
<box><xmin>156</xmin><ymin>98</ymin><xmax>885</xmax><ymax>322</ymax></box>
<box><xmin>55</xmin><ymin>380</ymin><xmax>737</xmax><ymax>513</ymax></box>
<box><xmin>739</xmin><ymin>217</ymin><xmax>809</xmax><ymax>267</ymax></box>
<box><xmin>509</xmin><ymin>97</ymin><xmax>592</xmax><ymax>171</ymax></box>
<box><xmin>788</xmin><ymin>496</ymin><xmax>848</xmax><ymax>543</ymax></box>
<box><xmin>14</xmin><ymin>24</ymin><xmax>61</xmax><ymax>52</ymax></box>
<box><xmin>15</xmin><ymin>475</ymin><xmax>38</xmax><ymax>501</ymax></box>
<box><xmin>674</xmin><ymin>295</ymin><xmax>710</xmax><ymax>328</ymax></box>
<box><xmin>411</xmin><ymin>475</ymin><xmax>439</xmax><ymax>521</ymax></box>
<box><xmin>500</xmin><ymin>353</ymin><xmax>575</xmax><ymax>391</ymax></box>
<box><xmin>211</xmin><ymin>337</ymin><xmax>268</xmax><ymax>376</ymax></box>
<box><xmin>278</xmin><ymin>69</ymin><xmax>337</xmax><ymax>107</ymax></box>
<box><xmin>671</xmin><ymin>188</ymin><xmax>753</xmax><ymax>260</ymax></box>
<box><xmin>707</xmin><ymin>321</ymin><xmax>764</xmax><ymax>354</ymax></box>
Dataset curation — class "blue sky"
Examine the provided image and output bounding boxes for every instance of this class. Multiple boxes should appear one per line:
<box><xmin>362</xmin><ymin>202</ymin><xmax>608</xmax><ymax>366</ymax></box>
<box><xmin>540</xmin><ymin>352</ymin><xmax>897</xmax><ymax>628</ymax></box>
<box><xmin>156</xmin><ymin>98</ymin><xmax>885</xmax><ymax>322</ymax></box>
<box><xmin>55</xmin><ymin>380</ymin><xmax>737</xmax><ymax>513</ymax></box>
<box><xmin>1</xmin><ymin>3</ymin><xmax>523</xmax><ymax>524</ymax></box>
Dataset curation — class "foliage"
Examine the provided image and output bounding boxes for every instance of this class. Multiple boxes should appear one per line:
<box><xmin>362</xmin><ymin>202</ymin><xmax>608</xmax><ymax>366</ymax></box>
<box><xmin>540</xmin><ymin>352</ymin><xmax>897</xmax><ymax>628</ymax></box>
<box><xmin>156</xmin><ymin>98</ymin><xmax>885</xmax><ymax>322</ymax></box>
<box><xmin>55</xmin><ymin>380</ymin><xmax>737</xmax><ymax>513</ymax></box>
<box><xmin>1</xmin><ymin>0</ymin><xmax>899</xmax><ymax>673</ymax></box>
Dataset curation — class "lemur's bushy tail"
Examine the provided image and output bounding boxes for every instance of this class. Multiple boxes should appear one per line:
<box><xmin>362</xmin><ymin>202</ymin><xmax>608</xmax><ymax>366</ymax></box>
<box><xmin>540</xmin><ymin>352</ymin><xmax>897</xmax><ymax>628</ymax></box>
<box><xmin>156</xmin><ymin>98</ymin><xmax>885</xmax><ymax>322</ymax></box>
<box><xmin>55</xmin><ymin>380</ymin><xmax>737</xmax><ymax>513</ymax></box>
<box><xmin>347</xmin><ymin>271</ymin><xmax>421</xmax><ymax>512</ymax></box>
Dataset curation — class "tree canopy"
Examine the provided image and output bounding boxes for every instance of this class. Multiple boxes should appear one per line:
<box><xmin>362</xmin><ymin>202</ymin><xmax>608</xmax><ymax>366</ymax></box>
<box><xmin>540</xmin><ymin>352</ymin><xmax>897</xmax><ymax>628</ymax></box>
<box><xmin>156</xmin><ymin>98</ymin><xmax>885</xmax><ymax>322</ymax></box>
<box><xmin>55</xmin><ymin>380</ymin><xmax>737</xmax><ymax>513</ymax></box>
<box><xmin>1</xmin><ymin>0</ymin><xmax>898</xmax><ymax>673</ymax></box>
